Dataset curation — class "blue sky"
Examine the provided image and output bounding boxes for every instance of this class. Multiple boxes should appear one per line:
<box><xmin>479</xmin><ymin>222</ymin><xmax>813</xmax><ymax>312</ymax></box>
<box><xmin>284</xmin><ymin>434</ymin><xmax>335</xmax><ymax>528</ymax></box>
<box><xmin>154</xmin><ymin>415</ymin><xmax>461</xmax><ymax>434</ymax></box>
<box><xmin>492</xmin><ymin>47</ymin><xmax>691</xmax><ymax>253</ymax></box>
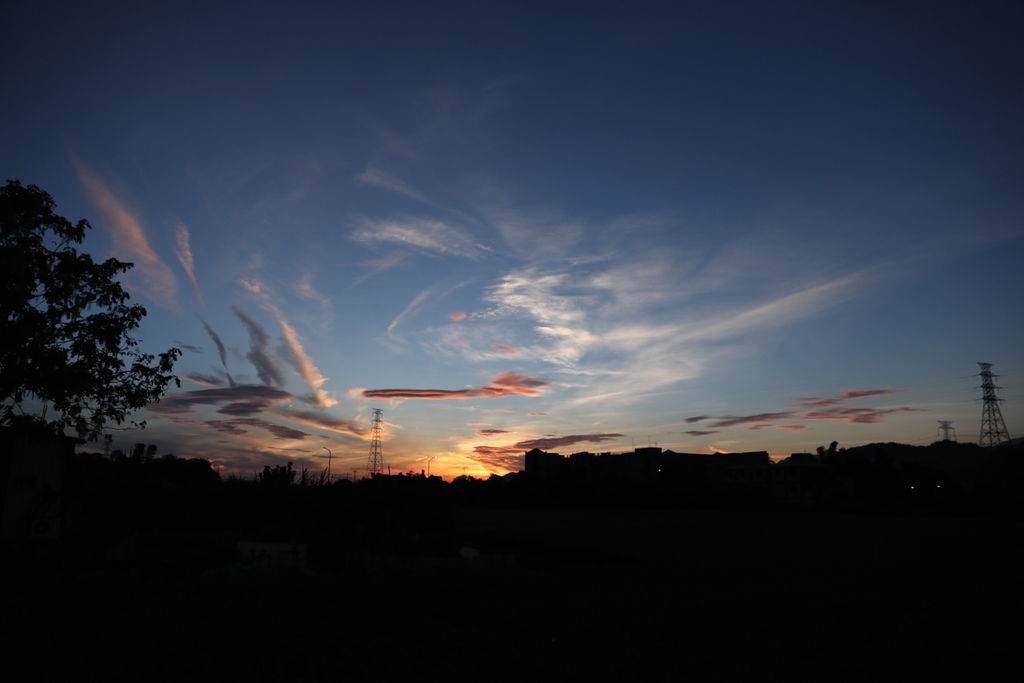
<box><xmin>3</xmin><ymin>1</ymin><xmax>1022</xmax><ymax>476</ymax></box>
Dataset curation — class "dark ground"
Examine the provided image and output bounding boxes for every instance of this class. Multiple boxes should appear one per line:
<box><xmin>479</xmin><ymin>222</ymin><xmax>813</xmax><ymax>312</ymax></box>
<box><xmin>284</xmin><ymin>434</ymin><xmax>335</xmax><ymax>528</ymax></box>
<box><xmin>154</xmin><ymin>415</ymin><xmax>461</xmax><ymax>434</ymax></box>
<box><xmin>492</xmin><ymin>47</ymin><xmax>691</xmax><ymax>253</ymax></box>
<box><xmin>4</xmin><ymin>507</ymin><xmax>1022</xmax><ymax>682</ymax></box>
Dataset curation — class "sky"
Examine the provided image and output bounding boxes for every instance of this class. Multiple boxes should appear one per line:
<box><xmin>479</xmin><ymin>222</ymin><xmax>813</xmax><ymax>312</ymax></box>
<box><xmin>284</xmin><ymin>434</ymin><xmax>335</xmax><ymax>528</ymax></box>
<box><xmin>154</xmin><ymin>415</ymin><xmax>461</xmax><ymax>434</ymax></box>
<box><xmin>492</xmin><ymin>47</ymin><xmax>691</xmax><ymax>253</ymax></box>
<box><xmin>3</xmin><ymin>1</ymin><xmax>1022</xmax><ymax>478</ymax></box>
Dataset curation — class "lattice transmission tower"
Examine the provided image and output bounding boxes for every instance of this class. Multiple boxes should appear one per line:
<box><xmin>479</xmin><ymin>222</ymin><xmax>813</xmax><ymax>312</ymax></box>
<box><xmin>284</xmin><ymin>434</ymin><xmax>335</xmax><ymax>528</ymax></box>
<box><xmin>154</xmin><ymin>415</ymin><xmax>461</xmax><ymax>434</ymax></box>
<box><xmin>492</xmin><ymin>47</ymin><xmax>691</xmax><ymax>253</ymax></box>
<box><xmin>977</xmin><ymin>362</ymin><xmax>1010</xmax><ymax>447</ymax></box>
<box><xmin>936</xmin><ymin>420</ymin><xmax>957</xmax><ymax>442</ymax></box>
<box><xmin>366</xmin><ymin>408</ymin><xmax>385</xmax><ymax>476</ymax></box>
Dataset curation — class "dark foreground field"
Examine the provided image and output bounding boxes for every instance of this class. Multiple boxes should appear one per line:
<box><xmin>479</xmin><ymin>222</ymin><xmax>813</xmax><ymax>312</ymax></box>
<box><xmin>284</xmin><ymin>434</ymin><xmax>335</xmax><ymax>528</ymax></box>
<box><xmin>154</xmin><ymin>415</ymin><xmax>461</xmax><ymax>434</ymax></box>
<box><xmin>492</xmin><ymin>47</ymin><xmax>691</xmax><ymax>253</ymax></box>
<box><xmin>4</xmin><ymin>508</ymin><xmax>1022</xmax><ymax>682</ymax></box>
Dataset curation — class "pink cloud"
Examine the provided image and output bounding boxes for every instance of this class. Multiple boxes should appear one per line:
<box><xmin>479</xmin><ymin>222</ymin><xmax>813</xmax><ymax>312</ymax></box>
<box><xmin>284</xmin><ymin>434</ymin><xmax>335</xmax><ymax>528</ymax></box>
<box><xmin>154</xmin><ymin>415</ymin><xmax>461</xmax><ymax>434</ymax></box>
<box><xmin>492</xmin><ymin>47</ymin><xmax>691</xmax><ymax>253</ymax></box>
<box><xmin>490</xmin><ymin>372</ymin><xmax>547</xmax><ymax>394</ymax></box>
<box><xmin>490</xmin><ymin>343</ymin><xmax>518</xmax><ymax>355</ymax></box>
<box><xmin>74</xmin><ymin>159</ymin><xmax>179</xmax><ymax>310</ymax></box>
<box><xmin>362</xmin><ymin>372</ymin><xmax>548</xmax><ymax>400</ymax></box>
<box><xmin>448</xmin><ymin>311</ymin><xmax>468</xmax><ymax>321</ymax></box>
<box><xmin>795</xmin><ymin>389</ymin><xmax>896</xmax><ymax>408</ymax></box>
<box><xmin>528</xmin><ymin>412</ymin><xmax>547</xmax><ymax>416</ymax></box>
<box><xmin>467</xmin><ymin>422</ymin><xmax>491</xmax><ymax>426</ymax></box>
<box><xmin>803</xmin><ymin>407</ymin><xmax>924</xmax><ymax>424</ymax></box>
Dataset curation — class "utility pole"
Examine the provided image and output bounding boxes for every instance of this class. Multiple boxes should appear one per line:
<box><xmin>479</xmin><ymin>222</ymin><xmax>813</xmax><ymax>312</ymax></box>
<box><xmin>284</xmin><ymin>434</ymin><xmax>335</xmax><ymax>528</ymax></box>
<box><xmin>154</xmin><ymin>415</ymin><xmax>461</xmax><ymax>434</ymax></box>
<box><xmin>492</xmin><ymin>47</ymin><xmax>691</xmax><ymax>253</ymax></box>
<box><xmin>977</xmin><ymin>362</ymin><xmax>1011</xmax><ymax>447</ymax></box>
<box><xmin>367</xmin><ymin>408</ymin><xmax>385</xmax><ymax>475</ymax></box>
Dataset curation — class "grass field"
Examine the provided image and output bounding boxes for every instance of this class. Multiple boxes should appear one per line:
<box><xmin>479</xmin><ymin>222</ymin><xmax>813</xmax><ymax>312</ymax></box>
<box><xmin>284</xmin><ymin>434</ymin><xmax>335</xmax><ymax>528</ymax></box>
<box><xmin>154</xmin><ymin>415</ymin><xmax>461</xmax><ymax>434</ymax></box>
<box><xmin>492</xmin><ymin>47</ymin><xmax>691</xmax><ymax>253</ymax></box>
<box><xmin>4</xmin><ymin>507</ymin><xmax>1022</xmax><ymax>681</ymax></box>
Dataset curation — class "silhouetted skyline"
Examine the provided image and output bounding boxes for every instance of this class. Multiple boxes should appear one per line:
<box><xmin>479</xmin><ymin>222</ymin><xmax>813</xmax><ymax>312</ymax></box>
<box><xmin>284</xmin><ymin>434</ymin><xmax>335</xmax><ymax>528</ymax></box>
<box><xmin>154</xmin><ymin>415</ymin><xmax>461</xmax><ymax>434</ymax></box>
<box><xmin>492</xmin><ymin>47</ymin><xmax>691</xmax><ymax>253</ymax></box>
<box><xmin>2</xmin><ymin>2</ymin><xmax>1022</xmax><ymax>476</ymax></box>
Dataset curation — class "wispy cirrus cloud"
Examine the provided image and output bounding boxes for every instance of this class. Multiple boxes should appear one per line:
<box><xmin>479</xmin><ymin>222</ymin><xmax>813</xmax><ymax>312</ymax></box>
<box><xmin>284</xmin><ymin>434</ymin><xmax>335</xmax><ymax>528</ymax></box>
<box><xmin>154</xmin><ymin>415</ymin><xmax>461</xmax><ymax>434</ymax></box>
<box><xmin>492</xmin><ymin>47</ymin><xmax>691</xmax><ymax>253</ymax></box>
<box><xmin>490</xmin><ymin>343</ymin><xmax>518</xmax><ymax>355</ymax></box>
<box><xmin>351</xmin><ymin>216</ymin><xmax>488</xmax><ymax>260</ymax></box>
<box><xmin>233</xmin><ymin>306</ymin><xmax>286</xmax><ymax>387</ymax></box>
<box><xmin>355</xmin><ymin>168</ymin><xmax>428</xmax><ymax>202</ymax></box>
<box><xmin>239</xmin><ymin>278</ymin><xmax>337</xmax><ymax>407</ymax></box>
<box><xmin>351</xmin><ymin>254</ymin><xmax>407</xmax><ymax>287</ymax></box>
<box><xmin>201</xmin><ymin>319</ymin><xmax>235</xmax><ymax>387</ymax></box>
<box><xmin>362</xmin><ymin>371</ymin><xmax>548</xmax><ymax>400</ymax></box>
<box><xmin>388</xmin><ymin>287</ymin><xmax>434</xmax><ymax>344</ymax></box>
<box><xmin>148</xmin><ymin>385</ymin><xmax>293</xmax><ymax>415</ymax></box>
<box><xmin>277</xmin><ymin>317</ymin><xmax>337</xmax><ymax>407</ymax></box>
<box><xmin>174</xmin><ymin>221</ymin><xmax>204</xmax><ymax>306</ymax></box>
<box><xmin>74</xmin><ymin>159</ymin><xmax>179</xmax><ymax>309</ymax></box>
<box><xmin>275</xmin><ymin>408</ymin><xmax>368</xmax><ymax>438</ymax></box>
<box><xmin>294</xmin><ymin>272</ymin><xmax>331</xmax><ymax>307</ymax></box>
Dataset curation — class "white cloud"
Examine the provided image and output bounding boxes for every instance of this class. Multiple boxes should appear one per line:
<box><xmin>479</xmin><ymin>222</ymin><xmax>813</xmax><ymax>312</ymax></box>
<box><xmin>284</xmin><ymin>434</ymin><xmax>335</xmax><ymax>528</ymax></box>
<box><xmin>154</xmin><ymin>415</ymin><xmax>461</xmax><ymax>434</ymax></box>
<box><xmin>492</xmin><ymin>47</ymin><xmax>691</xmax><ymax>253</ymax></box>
<box><xmin>387</xmin><ymin>287</ymin><xmax>434</xmax><ymax>344</ymax></box>
<box><xmin>174</xmin><ymin>221</ymin><xmax>204</xmax><ymax>307</ymax></box>
<box><xmin>355</xmin><ymin>168</ymin><xmax>428</xmax><ymax>202</ymax></box>
<box><xmin>351</xmin><ymin>217</ymin><xmax>487</xmax><ymax>260</ymax></box>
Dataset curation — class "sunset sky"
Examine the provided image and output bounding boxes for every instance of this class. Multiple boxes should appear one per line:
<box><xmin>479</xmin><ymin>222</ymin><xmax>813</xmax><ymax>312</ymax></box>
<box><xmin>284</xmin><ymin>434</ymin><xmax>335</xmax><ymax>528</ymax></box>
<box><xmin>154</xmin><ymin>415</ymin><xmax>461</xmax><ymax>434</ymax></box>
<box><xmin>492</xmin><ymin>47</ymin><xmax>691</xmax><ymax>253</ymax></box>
<box><xmin>3</xmin><ymin>1</ymin><xmax>1022</xmax><ymax>477</ymax></box>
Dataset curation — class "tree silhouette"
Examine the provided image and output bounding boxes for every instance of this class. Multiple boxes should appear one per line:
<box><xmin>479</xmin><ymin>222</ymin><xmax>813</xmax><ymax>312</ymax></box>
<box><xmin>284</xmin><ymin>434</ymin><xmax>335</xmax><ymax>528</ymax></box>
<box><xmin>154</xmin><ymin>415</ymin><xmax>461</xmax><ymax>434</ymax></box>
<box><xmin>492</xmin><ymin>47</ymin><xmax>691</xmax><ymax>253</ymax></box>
<box><xmin>0</xmin><ymin>180</ymin><xmax>180</xmax><ymax>440</ymax></box>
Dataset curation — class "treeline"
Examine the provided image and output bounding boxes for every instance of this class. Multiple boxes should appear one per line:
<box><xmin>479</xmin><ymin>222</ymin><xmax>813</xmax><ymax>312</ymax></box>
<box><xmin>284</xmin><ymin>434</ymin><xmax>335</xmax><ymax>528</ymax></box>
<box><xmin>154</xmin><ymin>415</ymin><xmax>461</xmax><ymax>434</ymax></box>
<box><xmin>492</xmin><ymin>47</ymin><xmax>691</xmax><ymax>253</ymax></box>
<box><xmin>13</xmin><ymin>441</ymin><xmax>1021</xmax><ymax>580</ymax></box>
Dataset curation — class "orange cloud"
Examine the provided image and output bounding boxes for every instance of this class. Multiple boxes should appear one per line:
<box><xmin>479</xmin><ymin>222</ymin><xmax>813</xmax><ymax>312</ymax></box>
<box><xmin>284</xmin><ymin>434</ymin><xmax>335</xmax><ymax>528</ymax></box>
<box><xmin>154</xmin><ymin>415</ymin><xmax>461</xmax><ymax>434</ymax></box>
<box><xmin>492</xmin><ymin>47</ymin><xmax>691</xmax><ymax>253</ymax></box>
<box><xmin>747</xmin><ymin>424</ymin><xmax>810</xmax><ymax>431</ymax></box>
<box><xmin>528</xmin><ymin>412</ymin><xmax>547</xmax><ymax>416</ymax></box>
<box><xmin>184</xmin><ymin>373</ymin><xmax>224</xmax><ymax>387</ymax></box>
<box><xmin>448</xmin><ymin>311</ymin><xmax>468</xmax><ymax>321</ymax></box>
